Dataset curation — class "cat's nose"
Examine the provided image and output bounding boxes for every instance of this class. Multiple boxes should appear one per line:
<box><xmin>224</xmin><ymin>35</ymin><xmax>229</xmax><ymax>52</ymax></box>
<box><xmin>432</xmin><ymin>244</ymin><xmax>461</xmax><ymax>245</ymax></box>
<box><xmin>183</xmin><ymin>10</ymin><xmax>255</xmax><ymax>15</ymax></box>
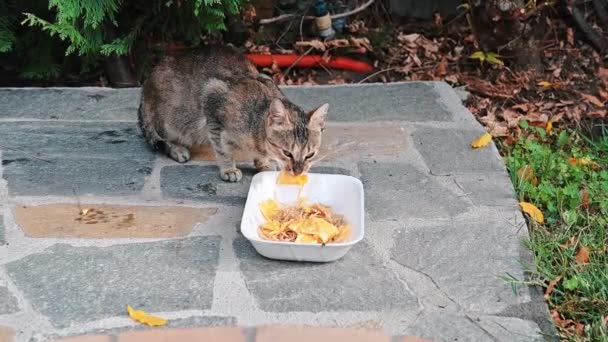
<box><xmin>292</xmin><ymin>161</ymin><xmax>304</xmax><ymax>175</ymax></box>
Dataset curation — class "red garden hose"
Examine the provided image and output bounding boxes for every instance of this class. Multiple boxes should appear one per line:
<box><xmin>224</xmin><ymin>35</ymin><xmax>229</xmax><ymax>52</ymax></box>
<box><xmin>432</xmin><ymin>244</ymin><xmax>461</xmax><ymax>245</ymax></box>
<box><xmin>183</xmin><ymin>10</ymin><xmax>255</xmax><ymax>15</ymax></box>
<box><xmin>245</xmin><ymin>54</ymin><xmax>373</xmax><ymax>73</ymax></box>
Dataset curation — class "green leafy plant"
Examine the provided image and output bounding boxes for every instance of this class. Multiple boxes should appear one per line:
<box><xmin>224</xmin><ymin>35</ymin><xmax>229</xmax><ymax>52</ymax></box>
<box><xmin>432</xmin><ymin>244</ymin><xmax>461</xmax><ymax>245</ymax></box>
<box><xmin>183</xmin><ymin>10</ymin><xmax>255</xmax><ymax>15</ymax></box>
<box><xmin>0</xmin><ymin>0</ymin><xmax>246</xmax><ymax>81</ymax></box>
<box><xmin>469</xmin><ymin>50</ymin><xmax>504</xmax><ymax>65</ymax></box>
<box><xmin>504</xmin><ymin>125</ymin><xmax>608</xmax><ymax>340</ymax></box>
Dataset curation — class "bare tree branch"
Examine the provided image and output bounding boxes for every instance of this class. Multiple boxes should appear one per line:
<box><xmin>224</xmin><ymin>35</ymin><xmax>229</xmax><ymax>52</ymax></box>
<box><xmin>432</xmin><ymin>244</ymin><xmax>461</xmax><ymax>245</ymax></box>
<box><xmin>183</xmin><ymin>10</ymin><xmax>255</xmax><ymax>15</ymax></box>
<box><xmin>568</xmin><ymin>3</ymin><xmax>608</xmax><ymax>54</ymax></box>
<box><xmin>259</xmin><ymin>0</ymin><xmax>375</xmax><ymax>25</ymax></box>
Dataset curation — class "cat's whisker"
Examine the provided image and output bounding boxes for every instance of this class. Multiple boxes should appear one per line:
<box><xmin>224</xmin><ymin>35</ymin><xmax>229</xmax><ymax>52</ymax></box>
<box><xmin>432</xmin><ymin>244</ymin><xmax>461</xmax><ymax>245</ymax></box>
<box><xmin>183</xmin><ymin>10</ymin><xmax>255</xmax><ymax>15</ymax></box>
<box><xmin>315</xmin><ymin>141</ymin><xmax>359</xmax><ymax>163</ymax></box>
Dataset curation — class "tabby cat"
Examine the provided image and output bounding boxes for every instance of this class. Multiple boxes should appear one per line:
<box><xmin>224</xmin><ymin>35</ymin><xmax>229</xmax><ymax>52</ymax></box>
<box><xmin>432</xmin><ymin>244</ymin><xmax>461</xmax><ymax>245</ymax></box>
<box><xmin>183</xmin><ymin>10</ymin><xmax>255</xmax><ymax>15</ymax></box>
<box><xmin>138</xmin><ymin>45</ymin><xmax>329</xmax><ymax>182</ymax></box>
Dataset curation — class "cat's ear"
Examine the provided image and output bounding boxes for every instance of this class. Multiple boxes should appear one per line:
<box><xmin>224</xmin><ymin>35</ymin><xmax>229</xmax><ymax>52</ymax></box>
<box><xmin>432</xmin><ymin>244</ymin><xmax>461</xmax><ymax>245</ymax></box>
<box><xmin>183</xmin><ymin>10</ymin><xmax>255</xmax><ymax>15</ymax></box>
<box><xmin>267</xmin><ymin>99</ymin><xmax>292</xmax><ymax>130</ymax></box>
<box><xmin>307</xmin><ymin>103</ymin><xmax>329</xmax><ymax>131</ymax></box>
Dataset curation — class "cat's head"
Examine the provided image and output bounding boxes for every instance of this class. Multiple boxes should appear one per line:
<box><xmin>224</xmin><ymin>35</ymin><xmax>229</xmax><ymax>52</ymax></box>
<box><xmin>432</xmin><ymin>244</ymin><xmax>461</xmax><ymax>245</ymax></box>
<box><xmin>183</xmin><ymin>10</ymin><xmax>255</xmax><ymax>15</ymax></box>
<box><xmin>264</xmin><ymin>98</ymin><xmax>329</xmax><ymax>175</ymax></box>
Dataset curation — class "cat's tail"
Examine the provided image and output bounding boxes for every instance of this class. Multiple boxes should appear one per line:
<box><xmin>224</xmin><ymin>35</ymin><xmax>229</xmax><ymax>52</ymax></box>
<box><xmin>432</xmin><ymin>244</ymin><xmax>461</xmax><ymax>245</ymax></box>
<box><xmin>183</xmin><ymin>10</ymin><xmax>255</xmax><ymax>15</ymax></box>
<box><xmin>137</xmin><ymin>102</ymin><xmax>165</xmax><ymax>150</ymax></box>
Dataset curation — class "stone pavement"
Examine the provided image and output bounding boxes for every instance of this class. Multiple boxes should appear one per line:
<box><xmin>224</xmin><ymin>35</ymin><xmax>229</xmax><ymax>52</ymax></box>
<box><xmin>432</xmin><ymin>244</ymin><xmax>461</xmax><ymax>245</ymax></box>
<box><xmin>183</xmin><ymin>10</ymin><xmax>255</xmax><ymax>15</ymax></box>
<box><xmin>0</xmin><ymin>83</ymin><xmax>552</xmax><ymax>341</ymax></box>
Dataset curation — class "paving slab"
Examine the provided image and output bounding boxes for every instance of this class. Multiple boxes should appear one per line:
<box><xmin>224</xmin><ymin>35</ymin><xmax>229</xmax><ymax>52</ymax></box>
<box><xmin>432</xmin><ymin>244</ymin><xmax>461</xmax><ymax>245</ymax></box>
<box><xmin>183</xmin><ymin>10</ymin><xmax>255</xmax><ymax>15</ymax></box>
<box><xmin>0</xmin><ymin>216</ymin><xmax>5</xmax><ymax>245</ymax></box>
<box><xmin>390</xmin><ymin>219</ymin><xmax>527</xmax><ymax>314</ymax></box>
<box><xmin>454</xmin><ymin>173</ymin><xmax>518</xmax><ymax>207</ymax></box>
<box><xmin>0</xmin><ymin>122</ymin><xmax>151</xmax><ymax>160</ymax></box>
<box><xmin>0</xmin><ymin>84</ymin><xmax>549</xmax><ymax>342</ymax></box>
<box><xmin>412</xmin><ymin>127</ymin><xmax>506</xmax><ymax>175</ymax></box>
<box><xmin>0</xmin><ymin>285</ymin><xmax>19</xmax><ymax>314</ymax></box>
<box><xmin>359</xmin><ymin>162</ymin><xmax>469</xmax><ymax>220</ymax></box>
<box><xmin>14</xmin><ymin>204</ymin><xmax>216</xmax><ymax>238</ymax></box>
<box><xmin>0</xmin><ymin>88</ymin><xmax>140</xmax><ymax>121</ymax></box>
<box><xmin>5</xmin><ymin>236</ymin><xmax>221</xmax><ymax>328</ymax></box>
<box><xmin>282</xmin><ymin>83</ymin><xmax>453</xmax><ymax>122</ymax></box>
<box><xmin>233</xmin><ymin>237</ymin><xmax>417</xmax><ymax>312</ymax></box>
<box><xmin>408</xmin><ymin>311</ymin><xmax>541</xmax><ymax>342</ymax></box>
<box><xmin>190</xmin><ymin>123</ymin><xmax>410</xmax><ymax>163</ymax></box>
<box><xmin>3</xmin><ymin>157</ymin><xmax>151</xmax><ymax>196</ymax></box>
<box><xmin>161</xmin><ymin>165</ymin><xmax>256</xmax><ymax>205</ymax></box>
<box><xmin>0</xmin><ymin>121</ymin><xmax>153</xmax><ymax>196</ymax></box>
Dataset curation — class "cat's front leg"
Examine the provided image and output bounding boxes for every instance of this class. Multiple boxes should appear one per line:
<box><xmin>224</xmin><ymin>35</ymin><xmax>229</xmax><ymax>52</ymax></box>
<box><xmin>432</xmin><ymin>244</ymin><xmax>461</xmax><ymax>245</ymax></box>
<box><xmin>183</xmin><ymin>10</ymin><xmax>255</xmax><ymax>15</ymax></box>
<box><xmin>208</xmin><ymin>129</ymin><xmax>242</xmax><ymax>182</ymax></box>
<box><xmin>254</xmin><ymin>157</ymin><xmax>272</xmax><ymax>171</ymax></box>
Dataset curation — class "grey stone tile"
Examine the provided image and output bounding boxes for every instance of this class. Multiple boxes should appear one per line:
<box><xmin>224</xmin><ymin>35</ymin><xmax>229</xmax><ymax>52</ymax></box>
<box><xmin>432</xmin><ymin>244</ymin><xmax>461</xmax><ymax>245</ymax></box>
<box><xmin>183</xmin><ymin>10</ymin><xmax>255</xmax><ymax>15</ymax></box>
<box><xmin>391</xmin><ymin>220</ymin><xmax>525</xmax><ymax>313</ymax></box>
<box><xmin>3</xmin><ymin>157</ymin><xmax>151</xmax><ymax>196</ymax></box>
<box><xmin>62</xmin><ymin>315</ymin><xmax>237</xmax><ymax>338</ymax></box>
<box><xmin>0</xmin><ymin>122</ymin><xmax>154</xmax><ymax>196</ymax></box>
<box><xmin>412</xmin><ymin>128</ymin><xmax>506</xmax><ymax>175</ymax></box>
<box><xmin>358</xmin><ymin>162</ymin><xmax>469</xmax><ymax>220</ymax></box>
<box><xmin>233</xmin><ymin>237</ymin><xmax>417</xmax><ymax>312</ymax></box>
<box><xmin>0</xmin><ymin>217</ymin><xmax>5</xmax><ymax>246</ymax></box>
<box><xmin>408</xmin><ymin>311</ymin><xmax>501</xmax><ymax>342</ymax></box>
<box><xmin>310</xmin><ymin>166</ymin><xmax>351</xmax><ymax>175</ymax></box>
<box><xmin>5</xmin><ymin>236</ymin><xmax>221</xmax><ymax>328</ymax></box>
<box><xmin>455</xmin><ymin>174</ymin><xmax>518</xmax><ymax>206</ymax></box>
<box><xmin>161</xmin><ymin>165</ymin><xmax>256</xmax><ymax>206</ymax></box>
<box><xmin>168</xmin><ymin>315</ymin><xmax>236</xmax><ymax>328</ymax></box>
<box><xmin>0</xmin><ymin>88</ymin><xmax>140</xmax><ymax>121</ymax></box>
<box><xmin>282</xmin><ymin>83</ymin><xmax>452</xmax><ymax>122</ymax></box>
<box><xmin>0</xmin><ymin>122</ymin><xmax>153</xmax><ymax>161</ymax></box>
<box><xmin>0</xmin><ymin>286</ymin><xmax>19</xmax><ymax>314</ymax></box>
<box><xmin>477</xmin><ymin>315</ymin><xmax>542</xmax><ymax>342</ymax></box>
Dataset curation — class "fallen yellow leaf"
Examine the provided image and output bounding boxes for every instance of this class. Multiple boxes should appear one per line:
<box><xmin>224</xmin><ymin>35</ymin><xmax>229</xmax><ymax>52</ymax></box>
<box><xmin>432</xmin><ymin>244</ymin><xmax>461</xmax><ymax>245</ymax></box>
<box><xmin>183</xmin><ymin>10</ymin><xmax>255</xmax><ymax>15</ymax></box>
<box><xmin>568</xmin><ymin>157</ymin><xmax>600</xmax><ymax>169</ymax></box>
<box><xmin>277</xmin><ymin>170</ymin><xmax>308</xmax><ymax>186</ymax></box>
<box><xmin>519</xmin><ymin>202</ymin><xmax>544</xmax><ymax>223</ymax></box>
<box><xmin>546</xmin><ymin>120</ymin><xmax>553</xmax><ymax>133</ymax></box>
<box><xmin>127</xmin><ymin>305</ymin><xmax>167</xmax><ymax>327</ymax></box>
<box><xmin>471</xmin><ymin>133</ymin><xmax>492</xmax><ymax>149</ymax></box>
<box><xmin>575</xmin><ymin>246</ymin><xmax>590</xmax><ymax>264</ymax></box>
<box><xmin>537</xmin><ymin>81</ymin><xmax>553</xmax><ymax>88</ymax></box>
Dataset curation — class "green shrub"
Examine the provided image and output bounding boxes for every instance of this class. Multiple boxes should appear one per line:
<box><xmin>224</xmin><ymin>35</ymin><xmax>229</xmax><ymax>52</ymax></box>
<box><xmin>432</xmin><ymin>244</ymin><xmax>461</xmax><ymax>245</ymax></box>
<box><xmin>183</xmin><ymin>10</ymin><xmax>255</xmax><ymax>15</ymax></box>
<box><xmin>0</xmin><ymin>0</ymin><xmax>245</xmax><ymax>80</ymax></box>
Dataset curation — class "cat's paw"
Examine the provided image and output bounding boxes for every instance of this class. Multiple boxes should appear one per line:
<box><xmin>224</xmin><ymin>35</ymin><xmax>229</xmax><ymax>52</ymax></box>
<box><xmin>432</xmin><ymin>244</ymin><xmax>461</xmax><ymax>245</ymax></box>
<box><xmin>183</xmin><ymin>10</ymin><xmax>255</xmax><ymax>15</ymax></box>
<box><xmin>220</xmin><ymin>168</ymin><xmax>242</xmax><ymax>182</ymax></box>
<box><xmin>168</xmin><ymin>145</ymin><xmax>191</xmax><ymax>163</ymax></box>
<box><xmin>254</xmin><ymin>158</ymin><xmax>272</xmax><ymax>171</ymax></box>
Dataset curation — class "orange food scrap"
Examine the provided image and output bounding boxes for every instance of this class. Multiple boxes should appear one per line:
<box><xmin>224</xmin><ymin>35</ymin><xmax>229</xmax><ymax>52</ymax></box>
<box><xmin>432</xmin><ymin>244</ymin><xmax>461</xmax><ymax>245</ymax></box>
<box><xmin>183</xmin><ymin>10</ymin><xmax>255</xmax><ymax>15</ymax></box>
<box><xmin>257</xmin><ymin>199</ymin><xmax>350</xmax><ymax>244</ymax></box>
<box><xmin>259</xmin><ymin>199</ymin><xmax>281</xmax><ymax>220</ymax></box>
<box><xmin>277</xmin><ymin>170</ymin><xmax>308</xmax><ymax>186</ymax></box>
<box><xmin>127</xmin><ymin>305</ymin><xmax>167</xmax><ymax>327</ymax></box>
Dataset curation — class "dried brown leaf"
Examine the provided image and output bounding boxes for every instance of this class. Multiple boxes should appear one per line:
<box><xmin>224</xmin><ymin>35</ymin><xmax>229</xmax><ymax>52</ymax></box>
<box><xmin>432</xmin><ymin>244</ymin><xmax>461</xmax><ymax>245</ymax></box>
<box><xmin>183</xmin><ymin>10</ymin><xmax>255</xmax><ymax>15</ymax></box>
<box><xmin>581</xmin><ymin>189</ymin><xmax>590</xmax><ymax>210</ymax></box>
<box><xmin>544</xmin><ymin>275</ymin><xmax>562</xmax><ymax>300</ymax></box>
<box><xmin>397</xmin><ymin>33</ymin><xmax>420</xmax><ymax>45</ymax></box>
<box><xmin>581</xmin><ymin>93</ymin><xmax>604</xmax><ymax>107</ymax></box>
<box><xmin>326</xmin><ymin>39</ymin><xmax>350</xmax><ymax>48</ymax></box>
<box><xmin>349</xmin><ymin>37</ymin><xmax>373</xmax><ymax>51</ymax></box>
<box><xmin>599</xmin><ymin>67</ymin><xmax>608</xmax><ymax>80</ymax></box>
<box><xmin>295</xmin><ymin>40</ymin><xmax>326</xmax><ymax>51</ymax></box>
<box><xmin>575</xmin><ymin>246</ymin><xmax>590</xmax><ymax>264</ymax></box>
<box><xmin>435</xmin><ymin>56</ymin><xmax>448</xmax><ymax>78</ymax></box>
<box><xmin>551</xmin><ymin>310</ymin><xmax>563</xmax><ymax>327</ymax></box>
<box><xmin>517</xmin><ymin>165</ymin><xmax>538</xmax><ymax>186</ymax></box>
<box><xmin>588</xmin><ymin>110</ymin><xmax>607</xmax><ymax>117</ymax></box>
<box><xmin>561</xmin><ymin>236</ymin><xmax>576</xmax><ymax>249</ymax></box>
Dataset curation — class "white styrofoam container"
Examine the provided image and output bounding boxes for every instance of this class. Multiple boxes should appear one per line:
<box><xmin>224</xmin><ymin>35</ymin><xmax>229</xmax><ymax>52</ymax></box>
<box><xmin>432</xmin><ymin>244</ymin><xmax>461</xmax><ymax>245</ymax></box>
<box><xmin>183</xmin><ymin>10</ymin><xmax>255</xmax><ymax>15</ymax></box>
<box><xmin>240</xmin><ymin>171</ymin><xmax>365</xmax><ymax>262</ymax></box>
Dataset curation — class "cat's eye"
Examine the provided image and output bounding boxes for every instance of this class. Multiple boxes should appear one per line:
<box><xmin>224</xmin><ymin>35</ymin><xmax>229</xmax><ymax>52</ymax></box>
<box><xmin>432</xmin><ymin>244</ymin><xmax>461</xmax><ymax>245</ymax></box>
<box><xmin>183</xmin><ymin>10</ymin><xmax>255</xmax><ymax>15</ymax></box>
<box><xmin>282</xmin><ymin>150</ymin><xmax>293</xmax><ymax>158</ymax></box>
<box><xmin>305</xmin><ymin>152</ymin><xmax>316</xmax><ymax>159</ymax></box>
